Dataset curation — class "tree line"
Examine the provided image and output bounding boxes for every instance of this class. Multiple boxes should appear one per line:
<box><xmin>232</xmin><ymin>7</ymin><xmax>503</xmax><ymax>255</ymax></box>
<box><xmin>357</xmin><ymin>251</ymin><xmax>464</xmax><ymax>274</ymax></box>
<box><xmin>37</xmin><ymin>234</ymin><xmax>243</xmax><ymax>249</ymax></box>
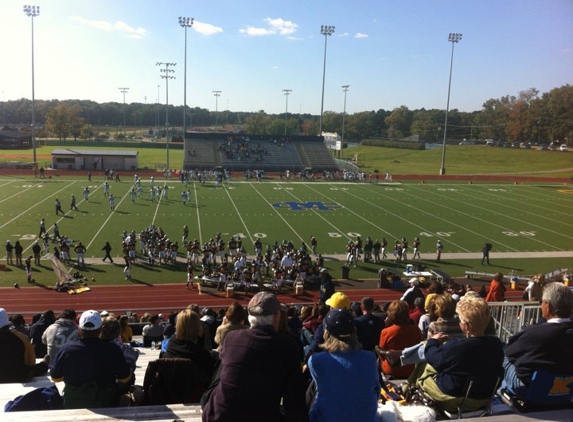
<box><xmin>1</xmin><ymin>84</ymin><xmax>571</xmax><ymax>144</ymax></box>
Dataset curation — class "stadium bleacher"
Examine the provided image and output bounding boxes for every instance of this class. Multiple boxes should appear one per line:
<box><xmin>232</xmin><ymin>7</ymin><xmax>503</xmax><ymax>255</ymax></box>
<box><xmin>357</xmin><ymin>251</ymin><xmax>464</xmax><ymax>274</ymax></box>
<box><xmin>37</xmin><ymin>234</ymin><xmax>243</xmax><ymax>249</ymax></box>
<box><xmin>182</xmin><ymin>133</ymin><xmax>338</xmax><ymax>173</ymax></box>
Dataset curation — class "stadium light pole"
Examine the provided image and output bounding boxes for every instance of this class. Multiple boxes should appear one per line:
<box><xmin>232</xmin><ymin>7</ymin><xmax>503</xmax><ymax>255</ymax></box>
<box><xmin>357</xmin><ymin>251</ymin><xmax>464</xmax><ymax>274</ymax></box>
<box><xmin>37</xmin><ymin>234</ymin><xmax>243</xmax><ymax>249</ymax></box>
<box><xmin>283</xmin><ymin>89</ymin><xmax>292</xmax><ymax>136</ymax></box>
<box><xmin>23</xmin><ymin>5</ymin><xmax>40</xmax><ymax>165</ymax></box>
<box><xmin>118</xmin><ymin>87</ymin><xmax>129</xmax><ymax>135</ymax></box>
<box><xmin>439</xmin><ymin>32</ymin><xmax>462</xmax><ymax>175</ymax></box>
<box><xmin>341</xmin><ymin>85</ymin><xmax>349</xmax><ymax>160</ymax></box>
<box><xmin>157</xmin><ymin>62</ymin><xmax>176</xmax><ymax>170</ymax></box>
<box><xmin>178</xmin><ymin>16</ymin><xmax>194</xmax><ymax>138</ymax></box>
<box><xmin>212</xmin><ymin>90</ymin><xmax>221</xmax><ymax>129</ymax></box>
<box><xmin>319</xmin><ymin>25</ymin><xmax>335</xmax><ymax>135</ymax></box>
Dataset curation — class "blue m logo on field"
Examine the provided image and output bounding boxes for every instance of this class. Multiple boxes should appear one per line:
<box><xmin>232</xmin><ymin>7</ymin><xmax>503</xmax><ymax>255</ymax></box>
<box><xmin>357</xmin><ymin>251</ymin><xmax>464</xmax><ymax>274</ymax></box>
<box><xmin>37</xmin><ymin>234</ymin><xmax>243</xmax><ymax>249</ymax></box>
<box><xmin>272</xmin><ymin>201</ymin><xmax>342</xmax><ymax>211</ymax></box>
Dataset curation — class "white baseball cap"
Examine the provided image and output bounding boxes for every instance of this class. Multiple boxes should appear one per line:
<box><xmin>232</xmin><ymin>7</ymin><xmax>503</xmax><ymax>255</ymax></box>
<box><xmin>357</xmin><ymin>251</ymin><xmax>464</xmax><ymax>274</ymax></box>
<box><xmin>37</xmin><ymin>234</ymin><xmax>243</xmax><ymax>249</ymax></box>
<box><xmin>79</xmin><ymin>310</ymin><xmax>102</xmax><ymax>331</ymax></box>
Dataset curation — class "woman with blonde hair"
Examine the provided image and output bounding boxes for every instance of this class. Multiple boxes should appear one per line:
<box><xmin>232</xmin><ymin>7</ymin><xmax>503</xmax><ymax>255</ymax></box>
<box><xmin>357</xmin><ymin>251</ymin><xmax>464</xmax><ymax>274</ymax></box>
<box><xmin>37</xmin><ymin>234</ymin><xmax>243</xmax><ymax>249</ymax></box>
<box><xmin>165</xmin><ymin>309</ymin><xmax>215</xmax><ymax>379</ymax></box>
<box><xmin>308</xmin><ymin>309</ymin><xmax>380</xmax><ymax>422</ymax></box>
<box><xmin>119</xmin><ymin>315</ymin><xmax>133</xmax><ymax>344</ymax></box>
<box><xmin>417</xmin><ymin>296</ymin><xmax>504</xmax><ymax>413</ymax></box>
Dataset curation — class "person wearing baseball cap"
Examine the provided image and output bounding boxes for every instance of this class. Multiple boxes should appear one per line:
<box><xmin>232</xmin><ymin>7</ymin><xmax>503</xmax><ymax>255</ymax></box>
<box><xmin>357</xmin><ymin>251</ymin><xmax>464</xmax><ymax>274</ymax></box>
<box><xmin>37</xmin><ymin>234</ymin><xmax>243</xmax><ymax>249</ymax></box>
<box><xmin>308</xmin><ymin>308</ymin><xmax>380</xmax><ymax>422</ymax></box>
<box><xmin>202</xmin><ymin>292</ymin><xmax>309</xmax><ymax>422</ymax></box>
<box><xmin>50</xmin><ymin>310</ymin><xmax>131</xmax><ymax>409</ymax></box>
<box><xmin>306</xmin><ymin>292</ymin><xmax>351</xmax><ymax>360</ymax></box>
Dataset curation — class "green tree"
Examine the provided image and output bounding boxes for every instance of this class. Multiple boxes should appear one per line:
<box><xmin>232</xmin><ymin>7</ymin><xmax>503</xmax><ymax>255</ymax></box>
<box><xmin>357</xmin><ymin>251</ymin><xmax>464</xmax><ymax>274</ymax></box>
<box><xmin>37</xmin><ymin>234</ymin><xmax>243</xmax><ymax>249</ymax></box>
<box><xmin>385</xmin><ymin>106</ymin><xmax>413</xmax><ymax>139</ymax></box>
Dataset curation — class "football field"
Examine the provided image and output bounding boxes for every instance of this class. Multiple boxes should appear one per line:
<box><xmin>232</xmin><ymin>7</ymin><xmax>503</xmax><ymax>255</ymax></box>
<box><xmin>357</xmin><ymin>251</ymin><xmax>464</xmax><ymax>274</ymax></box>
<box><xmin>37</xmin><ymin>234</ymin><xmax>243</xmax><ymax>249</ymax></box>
<box><xmin>0</xmin><ymin>174</ymin><xmax>572</xmax><ymax>285</ymax></box>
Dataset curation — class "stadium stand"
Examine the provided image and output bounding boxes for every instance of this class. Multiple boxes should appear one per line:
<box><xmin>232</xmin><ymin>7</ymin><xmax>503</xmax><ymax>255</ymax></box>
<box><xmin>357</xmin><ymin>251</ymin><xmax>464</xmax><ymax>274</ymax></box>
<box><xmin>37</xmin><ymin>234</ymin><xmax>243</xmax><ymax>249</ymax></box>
<box><xmin>182</xmin><ymin>133</ymin><xmax>338</xmax><ymax>173</ymax></box>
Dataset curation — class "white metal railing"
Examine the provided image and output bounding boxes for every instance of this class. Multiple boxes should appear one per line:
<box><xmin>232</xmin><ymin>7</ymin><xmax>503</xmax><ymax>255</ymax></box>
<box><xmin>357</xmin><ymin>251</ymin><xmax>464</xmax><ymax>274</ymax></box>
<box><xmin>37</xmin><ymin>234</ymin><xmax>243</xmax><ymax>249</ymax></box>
<box><xmin>488</xmin><ymin>301</ymin><xmax>542</xmax><ymax>343</ymax></box>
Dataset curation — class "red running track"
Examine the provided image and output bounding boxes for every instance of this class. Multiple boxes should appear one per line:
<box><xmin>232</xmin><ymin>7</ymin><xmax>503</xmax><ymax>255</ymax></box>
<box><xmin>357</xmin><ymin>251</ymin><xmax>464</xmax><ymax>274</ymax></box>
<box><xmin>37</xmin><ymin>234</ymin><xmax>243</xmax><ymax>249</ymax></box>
<box><xmin>0</xmin><ymin>283</ymin><xmax>526</xmax><ymax>320</ymax></box>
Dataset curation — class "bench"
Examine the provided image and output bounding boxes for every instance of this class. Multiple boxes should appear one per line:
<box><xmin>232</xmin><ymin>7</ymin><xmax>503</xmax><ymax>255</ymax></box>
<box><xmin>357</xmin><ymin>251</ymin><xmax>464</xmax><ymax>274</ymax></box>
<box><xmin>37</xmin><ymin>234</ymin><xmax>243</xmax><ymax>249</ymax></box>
<box><xmin>464</xmin><ymin>271</ymin><xmax>529</xmax><ymax>283</ymax></box>
<box><xmin>430</xmin><ymin>269</ymin><xmax>452</xmax><ymax>285</ymax></box>
<box><xmin>1</xmin><ymin>345</ymin><xmax>161</xmax><ymax>413</ymax></box>
<box><xmin>2</xmin><ymin>403</ymin><xmax>203</xmax><ymax>421</ymax></box>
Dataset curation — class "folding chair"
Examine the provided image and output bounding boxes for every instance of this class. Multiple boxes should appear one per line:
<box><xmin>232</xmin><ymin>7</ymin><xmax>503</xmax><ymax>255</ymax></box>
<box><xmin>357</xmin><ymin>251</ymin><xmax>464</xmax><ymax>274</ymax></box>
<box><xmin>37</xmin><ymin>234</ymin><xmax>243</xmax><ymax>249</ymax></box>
<box><xmin>439</xmin><ymin>375</ymin><xmax>501</xmax><ymax>419</ymax></box>
<box><xmin>498</xmin><ymin>370</ymin><xmax>573</xmax><ymax>412</ymax></box>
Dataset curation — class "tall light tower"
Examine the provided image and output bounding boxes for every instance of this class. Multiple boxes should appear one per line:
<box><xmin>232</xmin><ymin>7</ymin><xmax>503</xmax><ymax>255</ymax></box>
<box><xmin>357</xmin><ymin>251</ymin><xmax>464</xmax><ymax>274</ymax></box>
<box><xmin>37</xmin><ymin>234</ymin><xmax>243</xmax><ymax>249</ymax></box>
<box><xmin>283</xmin><ymin>89</ymin><xmax>292</xmax><ymax>136</ymax></box>
<box><xmin>341</xmin><ymin>85</ymin><xmax>349</xmax><ymax>159</ymax></box>
<box><xmin>212</xmin><ymin>90</ymin><xmax>221</xmax><ymax>129</ymax></box>
<box><xmin>118</xmin><ymin>87</ymin><xmax>129</xmax><ymax>135</ymax></box>
<box><xmin>319</xmin><ymin>24</ymin><xmax>335</xmax><ymax>135</ymax></box>
<box><xmin>23</xmin><ymin>5</ymin><xmax>40</xmax><ymax>165</ymax></box>
<box><xmin>157</xmin><ymin>62</ymin><xmax>176</xmax><ymax>170</ymax></box>
<box><xmin>178</xmin><ymin>16</ymin><xmax>194</xmax><ymax>138</ymax></box>
<box><xmin>439</xmin><ymin>32</ymin><xmax>462</xmax><ymax>175</ymax></box>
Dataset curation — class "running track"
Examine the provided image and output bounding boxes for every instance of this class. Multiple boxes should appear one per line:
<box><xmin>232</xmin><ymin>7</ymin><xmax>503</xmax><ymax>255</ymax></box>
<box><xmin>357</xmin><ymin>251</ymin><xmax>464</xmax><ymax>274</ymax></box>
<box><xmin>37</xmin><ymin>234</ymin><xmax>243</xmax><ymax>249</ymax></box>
<box><xmin>1</xmin><ymin>282</ymin><xmax>526</xmax><ymax>320</ymax></box>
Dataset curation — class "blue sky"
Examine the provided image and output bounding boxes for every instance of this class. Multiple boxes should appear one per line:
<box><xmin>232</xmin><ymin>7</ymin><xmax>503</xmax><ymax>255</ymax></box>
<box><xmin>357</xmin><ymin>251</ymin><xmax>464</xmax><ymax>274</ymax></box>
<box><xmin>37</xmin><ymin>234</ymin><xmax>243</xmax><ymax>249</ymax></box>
<box><xmin>1</xmin><ymin>0</ymin><xmax>572</xmax><ymax>115</ymax></box>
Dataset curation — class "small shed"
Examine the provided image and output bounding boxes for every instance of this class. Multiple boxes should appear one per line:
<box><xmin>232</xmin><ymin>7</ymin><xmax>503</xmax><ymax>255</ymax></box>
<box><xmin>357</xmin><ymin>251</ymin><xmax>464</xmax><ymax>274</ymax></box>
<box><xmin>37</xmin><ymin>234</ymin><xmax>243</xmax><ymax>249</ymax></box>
<box><xmin>51</xmin><ymin>149</ymin><xmax>138</xmax><ymax>171</ymax></box>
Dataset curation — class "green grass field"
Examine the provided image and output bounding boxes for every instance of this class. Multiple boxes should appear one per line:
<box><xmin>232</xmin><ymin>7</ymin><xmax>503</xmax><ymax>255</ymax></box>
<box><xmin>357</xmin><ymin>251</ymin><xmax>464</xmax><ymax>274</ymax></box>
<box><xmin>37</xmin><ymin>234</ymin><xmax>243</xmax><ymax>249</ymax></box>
<box><xmin>1</xmin><ymin>174</ymin><xmax>571</xmax><ymax>287</ymax></box>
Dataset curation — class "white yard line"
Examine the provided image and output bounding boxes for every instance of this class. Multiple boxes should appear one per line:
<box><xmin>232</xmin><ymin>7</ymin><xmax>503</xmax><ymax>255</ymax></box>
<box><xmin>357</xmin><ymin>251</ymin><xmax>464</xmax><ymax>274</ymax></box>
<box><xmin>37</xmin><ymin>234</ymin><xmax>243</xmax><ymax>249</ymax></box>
<box><xmin>193</xmin><ymin>182</ymin><xmax>203</xmax><ymax>245</ymax></box>
<box><xmin>403</xmin><ymin>185</ymin><xmax>568</xmax><ymax>251</ymax></box>
<box><xmin>85</xmin><ymin>183</ymin><xmax>133</xmax><ymax>251</ymax></box>
<box><xmin>345</xmin><ymin>184</ymin><xmax>477</xmax><ymax>252</ymax></box>
<box><xmin>222</xmin><ymin>184</ymin><xmax>254</xmax><ymax>244</ymax></box>
<box><xmin>247</xmin><ymin>183</ymin><xmax>306</xmax><ymax>244</ymax></box>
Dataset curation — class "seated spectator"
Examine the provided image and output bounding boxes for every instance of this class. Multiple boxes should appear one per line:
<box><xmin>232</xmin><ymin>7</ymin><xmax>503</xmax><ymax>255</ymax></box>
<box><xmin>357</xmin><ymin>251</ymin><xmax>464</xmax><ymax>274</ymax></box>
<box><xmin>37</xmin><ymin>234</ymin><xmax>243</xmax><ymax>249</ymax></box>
<box><xmin>162</xmin><ymin>312</ymin><xmax>178</xmax><ymax>340</ymax></box>
<box><xmin>0</xmin><ymin>308</ymin><xmax>47</xmax><ymax>383</ymax></box>
<box><xmin>188</xmin><ymin>304</ymin><xmax>213</xmax><ymax>351</ymax></box>
<box><xmin>50</xmin><ymin>310</ymin><xmax>131</xmax><ymax>409</ymax></box>
<box><xmin>9</xmin><ymin>314</ymin><xmax>30</xmax><ymax>338</ymax></box>
<box><xmin>100</xmin><ymin>316</ymin><xmax>139</xmax><ymax>384</ymax></box>
<box><xmin>355</xmin><ymin>297</ymin><xmax>385</xmax><ymax>352</ymax></box>
<box><xmin>214</xmin><ymin>302</ymin><xmax>247</xmax><ymax>352</ymax></box>
<box><xmin>426</xmin><ymin>294</ymin><xmax>464</xmax><ymax>339</ymax></box>
<box><xmin>164</xmin><ymin>309</ymin><xmax>215</xmax><ymax>381</ymax></box>
<box><xmin>523</xmin><ymin>274</ymin><xmax>545</xmax><ymax>302</ymax></box>
<box><xmin>142</xmin><ymin>314</ymin><xmax>164</xmax><ymax>347</ymax></box>
<box><xmin>409</xmin><ymin>297</ymin><xmax>425</xmax><ymax>327</ymax></box>
<box><xmin>308</xmin><ymin>309</ymin><xmax>380</xmax><ymax>422</ymax></box>
<box><xmin>42</xmin><ymin>309</ymin><xmax>78</xmax><ymax>363</ymax></box>
<box><xmin>501</xmin><ymin>282</ymin><xmax>573</xmax><ymax>398</ymax></box>
<box><xmin>119</xmin><ymin>315</ymin><xmax>133</xmax><ymax>344</ymax></box>
<box><xmin>200</xmin><ymin>307</ymin><xmax>220</xmax><ymax>347</ymax></box>
<box><xmin>400</xmin><ymin>277</ymin><xmax>425</xmax><ymax>308</ymax></box>
<box><xmin>301</xmin><ymin>304</ymin><xmax>328</xmax><ymax>350</ymax></box>
<box><xmin>201</xmin><ymin>292</ymin><xmax>309</xmax><ymax>422</ymax></box>
<box><xmin>29</xmin><ymin>310</ymin><xmax>56</xmax><ymax>359</ymax></box>
<box><xmin>414</xmin><ymin>296</ymin><xmax>504</xmax><ymax>413</ymax></box>
<box><xmin>378</xmin><ymin>300</ymin><xmax>422</xmax><ymax>379</ymax></box>
<box><xmin>424</xmin><ymin>281</ymin><xmax>445</xmax><ymax>312</ymax></box>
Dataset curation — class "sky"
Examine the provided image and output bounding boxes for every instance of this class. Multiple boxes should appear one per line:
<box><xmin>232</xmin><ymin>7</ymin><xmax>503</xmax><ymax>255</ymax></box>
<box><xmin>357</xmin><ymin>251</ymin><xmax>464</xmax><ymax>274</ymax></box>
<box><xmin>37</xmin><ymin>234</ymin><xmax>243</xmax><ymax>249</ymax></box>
<box><xmin>1</xmin><ymin>0</ymin><xmax>572</xmax><ymax>116</ymax></box>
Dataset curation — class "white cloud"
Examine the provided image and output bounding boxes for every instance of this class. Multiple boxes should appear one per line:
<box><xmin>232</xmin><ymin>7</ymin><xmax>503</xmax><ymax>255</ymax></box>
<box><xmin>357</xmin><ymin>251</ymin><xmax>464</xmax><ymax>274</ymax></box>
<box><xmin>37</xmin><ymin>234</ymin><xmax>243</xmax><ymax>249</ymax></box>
<box><xmin>355</xmin><ymin>33</ymin><xmax>369</xmax><ymax>38</ymax></box>
<box><xmin>69</xmin><ymin>16</ymin><xmax>147</xmax><ymax>39</ymax></box>
<box><xmin>240</xmin><ymin>17</ymin><xmax>298</xmax><ymax>37</ymax></box>
<box><xmin>264</xmin><ymin>18</ymin><xmax>298</xmax><ymax>35</ymax></box>
<box><xmin>240</xmin><ymin>26</ymin><xmax>275</xmax><ymax>36</ymax></box>
<box><xmin>194</xmin><ymin>21</ymin><xmax>223</xmax><ymax>36</ymax></box>
<box><xmin>339</xmin><ymin>32</ymin><xmax>350</xmax><ymax>37</ymax></box>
